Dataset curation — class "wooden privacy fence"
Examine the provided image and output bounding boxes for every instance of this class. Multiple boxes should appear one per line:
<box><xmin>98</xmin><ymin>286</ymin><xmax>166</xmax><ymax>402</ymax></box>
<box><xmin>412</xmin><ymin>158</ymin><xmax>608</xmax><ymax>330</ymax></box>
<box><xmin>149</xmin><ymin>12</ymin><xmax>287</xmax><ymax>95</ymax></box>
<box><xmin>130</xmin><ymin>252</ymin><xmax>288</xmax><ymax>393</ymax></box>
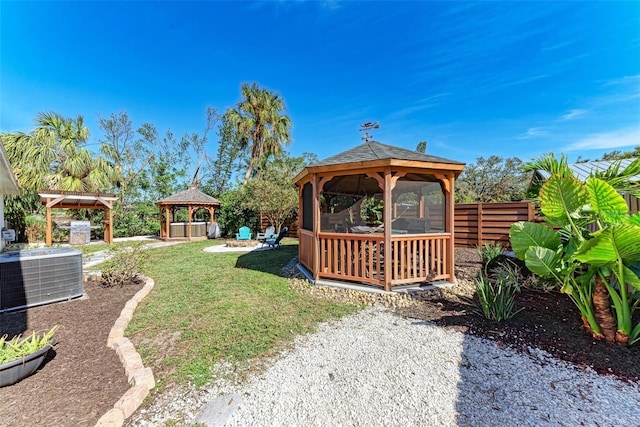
<box><xmin>455</xmin><ymin>202</ymin><xmax>542</xmax><ymax>248</ymax></box>
<box><xmin>259</xmin><ymin>214</ymin><xmax>298</xmax><ymax>237</ymax></box>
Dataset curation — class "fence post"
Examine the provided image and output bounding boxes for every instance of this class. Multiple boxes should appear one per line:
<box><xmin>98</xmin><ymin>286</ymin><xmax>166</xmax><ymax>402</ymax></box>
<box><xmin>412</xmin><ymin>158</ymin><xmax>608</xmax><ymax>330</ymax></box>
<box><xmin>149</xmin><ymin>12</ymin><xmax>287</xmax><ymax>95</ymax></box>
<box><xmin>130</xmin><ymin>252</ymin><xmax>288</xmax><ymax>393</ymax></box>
<box><xmin>477</xmin><ymin>203</ymin><xmax>483</xmax><ymax>247</ymax></box>
<box><xmin>527</xmin><ymin>202</ymin><xmax>535</xmax><ymax>222</ymax></box>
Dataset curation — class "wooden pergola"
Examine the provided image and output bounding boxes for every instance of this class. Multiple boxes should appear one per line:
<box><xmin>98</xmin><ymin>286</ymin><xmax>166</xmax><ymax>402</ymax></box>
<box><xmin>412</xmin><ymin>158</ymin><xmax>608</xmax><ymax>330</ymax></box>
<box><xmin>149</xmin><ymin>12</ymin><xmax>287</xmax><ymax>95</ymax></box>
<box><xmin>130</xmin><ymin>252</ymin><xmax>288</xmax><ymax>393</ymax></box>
<box><xmin>39</xmin><ymin>190</ymin><xmax>117</xmax><ymax>246</ymax></box>
<box><xmin>293</xmin><ymin>141</ymin><xmax>465</xmax><ymax>292</ymax></box>
<box><xmin>156</xmin><ymin>186</ymin><xmax>221</xmax><ymax>241</ymax></box>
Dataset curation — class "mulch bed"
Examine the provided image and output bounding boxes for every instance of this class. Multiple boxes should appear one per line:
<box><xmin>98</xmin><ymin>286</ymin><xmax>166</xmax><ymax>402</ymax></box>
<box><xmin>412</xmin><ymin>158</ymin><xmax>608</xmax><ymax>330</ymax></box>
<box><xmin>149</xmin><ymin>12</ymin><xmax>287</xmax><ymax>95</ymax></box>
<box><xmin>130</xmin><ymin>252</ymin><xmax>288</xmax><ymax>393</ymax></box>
<box><xmin>0</xmin><ymin>279</ymin><xmax>143</xmax><ymax>427</ymax></box>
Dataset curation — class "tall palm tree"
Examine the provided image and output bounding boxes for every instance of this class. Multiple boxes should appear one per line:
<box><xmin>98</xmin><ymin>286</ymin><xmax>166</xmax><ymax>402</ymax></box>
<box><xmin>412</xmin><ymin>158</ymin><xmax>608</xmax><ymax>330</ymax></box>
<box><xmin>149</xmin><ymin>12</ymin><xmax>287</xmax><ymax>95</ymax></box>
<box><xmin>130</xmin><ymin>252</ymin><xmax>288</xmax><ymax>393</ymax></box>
<box><xmin>2</xmin><ymin>112</ymin><xmax>119</xmax><ymax>192</ymax></box>
<box><xmin>225</xmin><ymin>83</ymin><xmax>292</xmax><ymax>183</ymax></box>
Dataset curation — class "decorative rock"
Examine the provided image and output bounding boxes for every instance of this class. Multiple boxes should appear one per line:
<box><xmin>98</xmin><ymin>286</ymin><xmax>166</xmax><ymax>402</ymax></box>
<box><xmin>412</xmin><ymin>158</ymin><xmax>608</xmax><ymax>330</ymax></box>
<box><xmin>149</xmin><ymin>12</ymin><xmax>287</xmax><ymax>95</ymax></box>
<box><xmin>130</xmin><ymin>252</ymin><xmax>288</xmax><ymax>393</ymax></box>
<box><xmin>124</xmin><ymin>300</ymin><xmax>139</xmax><ymax>312</ymax></box>
<box><xmin>95</xmin><ymin>408</ymin><xmax>125</xmax><ymax>427</ymax></box>
<box><xmin>131</xmin><ymin>367</ymin><xmax>155</xmax><ymax>390</ymax></box>
<box><xmin>107</xmin><ymin>329</ymin><xmax>124</xmax><ymax>348</ymax></box>
<box><xmin>115</xmin><ymin>385</ymin><xmax>149</xmax><ymax>418</ymax></box>
<box><xmin>119</xmin><ymin>307</ymin><xmax>135</xmax><ymax>323</ymax></box>
<box><xmin>123</xmin><ymin>354</ymin><xmax>145</xmax><ymax>381</ymax></box>
<box><xmin>112</xmin><ymin>338</ymin><xmax>132</xmax><ymax>358</ymax></box>
<box><xmin>97</xmin><ymin>275</ymin><xmax>156</xmax><ymax>426</ymax></box>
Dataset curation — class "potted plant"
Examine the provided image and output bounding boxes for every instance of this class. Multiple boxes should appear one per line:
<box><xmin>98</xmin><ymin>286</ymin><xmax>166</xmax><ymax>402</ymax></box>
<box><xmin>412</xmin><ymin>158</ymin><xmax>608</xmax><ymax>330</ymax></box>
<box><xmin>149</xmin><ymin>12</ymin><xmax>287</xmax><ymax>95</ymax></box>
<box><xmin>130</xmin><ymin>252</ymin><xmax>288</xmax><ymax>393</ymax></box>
<box><xmin>0</xmin><ymin>326</ymin><xmax>58</xmax><ymax>387</ymax></box>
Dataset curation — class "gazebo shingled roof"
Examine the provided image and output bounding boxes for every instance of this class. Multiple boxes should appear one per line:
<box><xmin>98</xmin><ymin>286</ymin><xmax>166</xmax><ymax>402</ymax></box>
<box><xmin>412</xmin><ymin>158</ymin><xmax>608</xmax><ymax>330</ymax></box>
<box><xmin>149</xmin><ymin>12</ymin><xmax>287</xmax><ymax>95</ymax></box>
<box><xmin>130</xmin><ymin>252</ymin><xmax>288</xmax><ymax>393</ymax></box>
<box><xmin>156</xmin><ymin>187</ymin><xmax>221</xmax><ymax>205</ymax></box>
<box><xmin>313</xmin><ymin>141</ymin><xmax>465</xmax><ymax>167</ymax></box>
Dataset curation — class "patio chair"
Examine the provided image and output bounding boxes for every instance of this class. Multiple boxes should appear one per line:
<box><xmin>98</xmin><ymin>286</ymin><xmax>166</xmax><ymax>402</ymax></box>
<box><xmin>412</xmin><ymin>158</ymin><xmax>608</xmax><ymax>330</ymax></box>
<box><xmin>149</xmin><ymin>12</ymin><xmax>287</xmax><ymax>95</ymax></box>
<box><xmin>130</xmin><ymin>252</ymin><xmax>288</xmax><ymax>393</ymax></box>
<box><xmin>264</xmin><ymin>226</ymin><xmax>288</xmax><ymax>248</ymax></box>
<box><xmin>256</xmin><ymin>225</ymin><xmax>276</xmax><ymax>242</ymax></box>
<box><xmin>235</xmin><ymin>226</ymin><xmax>252</xmax><ymax>240</ymax></box>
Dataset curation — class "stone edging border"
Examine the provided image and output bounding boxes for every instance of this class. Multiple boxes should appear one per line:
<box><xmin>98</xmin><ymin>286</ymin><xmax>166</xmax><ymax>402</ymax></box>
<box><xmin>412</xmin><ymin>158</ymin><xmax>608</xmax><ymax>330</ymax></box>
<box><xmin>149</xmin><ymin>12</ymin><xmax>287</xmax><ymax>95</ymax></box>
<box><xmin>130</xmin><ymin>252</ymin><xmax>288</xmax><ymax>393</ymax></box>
<box><xmin>94</xmin><ymin>275</ymin><xmax>156</xmax><ymax>427</ymax></box>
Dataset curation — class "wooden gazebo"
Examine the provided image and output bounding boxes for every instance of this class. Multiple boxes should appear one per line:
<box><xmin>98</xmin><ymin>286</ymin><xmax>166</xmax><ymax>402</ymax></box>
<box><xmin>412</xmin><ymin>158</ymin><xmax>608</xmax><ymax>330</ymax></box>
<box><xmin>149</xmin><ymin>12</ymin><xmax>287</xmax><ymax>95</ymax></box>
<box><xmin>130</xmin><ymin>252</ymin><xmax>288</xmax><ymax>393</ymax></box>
<box><xmin>39</xmin><ymin>190</ymin><xmax>118</xmax><ymax>246</ymax></box>
<box><xmin>293</xmin><ymin>141</ymin><xmax>465</xmax><ymax>291</ymax></box>
<box><xmin>156</xmin><ymin>185</ymin><xmax>221</xmax><ymax>241</ymax></box>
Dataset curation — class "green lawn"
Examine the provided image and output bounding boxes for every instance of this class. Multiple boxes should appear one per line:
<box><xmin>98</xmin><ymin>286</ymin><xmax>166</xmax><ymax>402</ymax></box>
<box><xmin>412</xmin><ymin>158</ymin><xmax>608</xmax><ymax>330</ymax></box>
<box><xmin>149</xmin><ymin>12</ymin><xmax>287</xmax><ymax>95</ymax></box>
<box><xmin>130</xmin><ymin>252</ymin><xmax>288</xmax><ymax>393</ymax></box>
<box><xmin>126</xmin><ymin>239</ymin><xmax>359</xmax><ymax>388</ymax></box>
<box><xmin>78</xmin><ymin>242</ymin><xmax>111</xmax><ymax>255</ymax></box>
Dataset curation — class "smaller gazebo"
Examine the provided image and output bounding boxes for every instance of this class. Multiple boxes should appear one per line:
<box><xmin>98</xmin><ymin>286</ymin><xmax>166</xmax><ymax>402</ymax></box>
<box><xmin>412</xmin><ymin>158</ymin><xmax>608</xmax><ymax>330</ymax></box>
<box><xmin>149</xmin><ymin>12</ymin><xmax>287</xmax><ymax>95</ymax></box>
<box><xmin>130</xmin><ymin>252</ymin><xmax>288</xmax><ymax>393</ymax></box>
<box><xmin>294</xmin><ymin>141</ymin><xmax>465</xmax><ymax>291</ymax></box>
<box><xmin>156</xmin><ymin>185</ymin><xmax>221</xmax><ymax>241</ymax></box>
<box><xmin>39</xmin><ymin>190</ymin><xmax>118</xmax><ymax>246</ymax></box>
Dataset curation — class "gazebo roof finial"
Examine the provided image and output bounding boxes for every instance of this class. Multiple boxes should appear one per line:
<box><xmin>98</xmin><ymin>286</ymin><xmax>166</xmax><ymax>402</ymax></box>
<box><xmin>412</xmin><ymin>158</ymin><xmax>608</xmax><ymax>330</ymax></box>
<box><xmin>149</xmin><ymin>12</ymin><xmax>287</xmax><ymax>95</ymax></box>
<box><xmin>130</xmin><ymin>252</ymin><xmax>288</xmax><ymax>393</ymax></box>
<box><xmin>359</xmin><ymin>121</ymin><xmax>379</xmax><ymax>143</ymax></box>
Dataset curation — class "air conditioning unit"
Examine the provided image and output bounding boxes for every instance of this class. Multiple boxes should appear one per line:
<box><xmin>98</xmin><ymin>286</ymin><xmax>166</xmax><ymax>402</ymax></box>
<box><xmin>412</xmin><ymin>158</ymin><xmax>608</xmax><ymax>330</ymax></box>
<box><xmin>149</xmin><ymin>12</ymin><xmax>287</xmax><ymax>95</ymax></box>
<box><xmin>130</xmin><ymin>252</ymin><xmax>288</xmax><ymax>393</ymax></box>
<box><xmin>0</xmin><ymin>248</ymin><xmax>84</xmax><ymax>312</ymax></box>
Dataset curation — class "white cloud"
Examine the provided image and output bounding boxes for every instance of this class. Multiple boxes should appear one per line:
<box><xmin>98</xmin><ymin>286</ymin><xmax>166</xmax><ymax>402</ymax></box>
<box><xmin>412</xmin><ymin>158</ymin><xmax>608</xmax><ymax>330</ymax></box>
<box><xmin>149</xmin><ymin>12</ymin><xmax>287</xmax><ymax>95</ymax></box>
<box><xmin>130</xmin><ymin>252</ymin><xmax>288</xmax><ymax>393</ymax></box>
<box><xmin>561</xmin><ymin>109</ymin><xmax>586</xmax><ymax>120</ymax></box>
<box><xmin>517</xmin><ymin>127</ymin><xmax>548</xmax><ymax>139</ymax></box>
<box><xmin>564</xmin><ymin>127</ymin><xmax>640</xmax><ymax>151</ymax></box>
<box><xmin>603</xmin><ymin>74</ymin><xmax>640</xmax><ymax>87</ymax></box>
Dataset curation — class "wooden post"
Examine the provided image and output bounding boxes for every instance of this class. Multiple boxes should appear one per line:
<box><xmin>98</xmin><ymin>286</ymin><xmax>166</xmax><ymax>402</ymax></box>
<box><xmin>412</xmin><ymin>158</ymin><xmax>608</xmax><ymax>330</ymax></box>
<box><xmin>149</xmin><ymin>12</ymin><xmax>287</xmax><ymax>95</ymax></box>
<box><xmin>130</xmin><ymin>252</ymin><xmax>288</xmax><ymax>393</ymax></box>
<box><xmin>45</xmin><ymin>198</ymin><xmax>52</xmax><ymax>247</ymax></box>
<box><xmin>477</xmin><ymin>203</ymin><xmax>483</xmax><ymax>247</ymax></box>
<box><xmin>447</xmin><ymin>175</ymin><xmax>455</xmax><ymax>283</ymax></box>
<box><xmin>106</xmin><ymin>207</ymin><xmax>113</xmax><ymax>244</ymax></box>
<box><xmin>312</xmin><ymin>174</ymin><xmax>320</xmax><ymax>279</ymax></box>
<box><xmin>165</xmin><ymin>206</ymin><xmax>170</xmax><ymax>239</ymax></box>
<box><xmin>527</xmin><ymin>202</ymin><xmax>535</xmax><ymax>222</ymax></box>
<box><xmin>383</xmin><ymin>168</ymin><xmax>392</xmax><ymax>291</ymax></box>
<box><xmin>187</xmin><ymin>206</ymin><xmax>193</xmax><ymax>240</ymax></box>
<box><xmin>298</xmin><ymin>184</ymin><xmax>303</xmax><ymax>239</ymax></box>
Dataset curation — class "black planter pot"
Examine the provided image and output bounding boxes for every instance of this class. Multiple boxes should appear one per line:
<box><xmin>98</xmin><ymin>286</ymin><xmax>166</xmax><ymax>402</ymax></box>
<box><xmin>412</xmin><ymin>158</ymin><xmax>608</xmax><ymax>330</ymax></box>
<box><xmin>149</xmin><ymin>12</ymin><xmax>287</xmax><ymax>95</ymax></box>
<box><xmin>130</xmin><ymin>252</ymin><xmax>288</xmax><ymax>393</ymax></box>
<box><xmin>0</xmin><ymin>344</ymin><xmax>52</xmax><ymax>387</ymax></box>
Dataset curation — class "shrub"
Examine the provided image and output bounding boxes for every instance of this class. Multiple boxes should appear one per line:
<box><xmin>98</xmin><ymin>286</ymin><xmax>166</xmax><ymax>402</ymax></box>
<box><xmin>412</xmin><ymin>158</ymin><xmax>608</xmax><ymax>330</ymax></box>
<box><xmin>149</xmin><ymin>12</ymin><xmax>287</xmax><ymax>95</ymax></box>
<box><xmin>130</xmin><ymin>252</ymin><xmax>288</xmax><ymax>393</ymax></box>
<box><xmin>113</xmin><ymin>203</ymin><xmax>160</xmax><ymax>238</ymax></box>
<box><xmin>475</xmin><ymin>263</ymin><xmax>522</xmax><ymax>321</ymax></box>
<box><xmin>100</xmin><ymin>242</ymin><xmax>149</xmax><ymax>287</ymax></box>
<box><xmin>478</xmin><ymin>242</ymin><xmax>504</xmax><ymax>265</ymax></box>
<box><xmin>24</xmin><ymin>214</ymin><xmax>46</xmax><ymax>243</ymax></box>
<box><xmin>217</xmin><ymin>188</ymin><xmax>260</xmax><ymax>237</ymax></box>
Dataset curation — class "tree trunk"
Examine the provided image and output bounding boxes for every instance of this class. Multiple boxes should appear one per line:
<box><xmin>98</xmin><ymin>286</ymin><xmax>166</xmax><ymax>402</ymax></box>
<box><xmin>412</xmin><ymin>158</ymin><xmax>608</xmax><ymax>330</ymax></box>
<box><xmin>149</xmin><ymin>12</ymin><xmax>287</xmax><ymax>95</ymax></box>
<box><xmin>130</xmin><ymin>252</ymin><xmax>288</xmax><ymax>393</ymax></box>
<box><xmin>592</xmin><ymin>276</ymin><xmax>617</xmax><ymax>343</ymax></box>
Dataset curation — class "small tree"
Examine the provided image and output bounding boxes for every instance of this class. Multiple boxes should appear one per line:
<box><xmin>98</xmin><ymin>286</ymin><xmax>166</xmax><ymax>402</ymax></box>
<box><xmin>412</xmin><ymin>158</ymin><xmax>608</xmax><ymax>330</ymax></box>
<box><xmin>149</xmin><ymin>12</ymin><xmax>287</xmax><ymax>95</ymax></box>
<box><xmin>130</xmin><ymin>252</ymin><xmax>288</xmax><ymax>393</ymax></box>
<box><xmin>217</xmin><ymin>187</ymin><xmax>260</xmax><ymax>237</ymax></box>
<box><xmin>456</xmin><ymin>155</ymin><xmax>527</xmax><ymax>203</ymax></box>
<box><xmin>243</xmin><ymin>173</ymin><xmax>297</xmax><ymax>234</ymax></box>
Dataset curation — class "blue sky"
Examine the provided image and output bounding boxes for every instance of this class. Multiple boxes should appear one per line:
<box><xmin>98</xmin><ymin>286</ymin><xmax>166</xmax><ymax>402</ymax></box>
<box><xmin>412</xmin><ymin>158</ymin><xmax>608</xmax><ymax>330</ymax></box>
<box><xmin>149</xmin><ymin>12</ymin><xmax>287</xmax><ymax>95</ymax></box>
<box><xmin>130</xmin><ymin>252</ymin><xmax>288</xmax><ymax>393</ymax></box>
<box><xmin>1</xmin><ymin>1</ymin><xmax>639</xmax><ymax>168</ymax></box>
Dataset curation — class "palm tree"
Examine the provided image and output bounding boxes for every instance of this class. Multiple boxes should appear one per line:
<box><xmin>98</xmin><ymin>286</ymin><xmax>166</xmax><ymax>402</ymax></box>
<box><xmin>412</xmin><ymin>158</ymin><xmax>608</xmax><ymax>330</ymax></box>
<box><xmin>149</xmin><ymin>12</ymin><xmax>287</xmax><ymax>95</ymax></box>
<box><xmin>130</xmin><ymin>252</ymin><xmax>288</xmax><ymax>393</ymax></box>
<box><xmin>2</xmin><ymin>112</ymin><xmax>119</xmax><ymax>192</ymax></box>
<box><xmin>225</xmin><ymin>83</ymin><xmax>292</xmax><ymax>184</ymax></box>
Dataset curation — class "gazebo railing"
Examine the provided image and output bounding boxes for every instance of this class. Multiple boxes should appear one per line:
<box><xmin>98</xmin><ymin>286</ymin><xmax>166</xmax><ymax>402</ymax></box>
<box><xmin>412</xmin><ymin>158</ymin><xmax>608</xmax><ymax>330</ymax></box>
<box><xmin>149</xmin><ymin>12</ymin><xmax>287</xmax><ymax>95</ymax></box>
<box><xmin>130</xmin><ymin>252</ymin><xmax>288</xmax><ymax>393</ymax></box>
<box><xmin>315</xmin><ymin>232</ymin><xmax>451</xmax><ymax>288</ymax></box>
<box><xmin>388</xmin><ymin>234</ymin><xmax>450</xmax><ymax>285</ymax></box>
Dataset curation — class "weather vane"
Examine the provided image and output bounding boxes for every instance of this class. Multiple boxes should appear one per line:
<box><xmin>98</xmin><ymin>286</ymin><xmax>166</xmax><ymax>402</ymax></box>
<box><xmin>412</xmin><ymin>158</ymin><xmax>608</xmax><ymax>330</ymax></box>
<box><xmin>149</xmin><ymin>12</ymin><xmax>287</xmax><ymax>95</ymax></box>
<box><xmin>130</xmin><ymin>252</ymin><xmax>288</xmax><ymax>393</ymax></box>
<box><xmin>359</xmin><ymin>121</ymin><xmax>379</xmax><ymax>142</ymax></box>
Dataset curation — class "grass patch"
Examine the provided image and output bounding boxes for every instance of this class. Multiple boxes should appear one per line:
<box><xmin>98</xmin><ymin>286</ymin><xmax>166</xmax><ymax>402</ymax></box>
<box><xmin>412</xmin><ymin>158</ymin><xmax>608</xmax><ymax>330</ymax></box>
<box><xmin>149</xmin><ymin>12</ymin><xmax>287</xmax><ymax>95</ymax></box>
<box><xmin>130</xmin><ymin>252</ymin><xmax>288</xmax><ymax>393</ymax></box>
<box><xmin>126</xmin><ymin>239</ymin><xmax>359</xmax><ymax>387</ymax></box>
<box><xmin>78</xmin><ymin>243</ymin><xmax>110</xmax><ymax>255</ymax></box>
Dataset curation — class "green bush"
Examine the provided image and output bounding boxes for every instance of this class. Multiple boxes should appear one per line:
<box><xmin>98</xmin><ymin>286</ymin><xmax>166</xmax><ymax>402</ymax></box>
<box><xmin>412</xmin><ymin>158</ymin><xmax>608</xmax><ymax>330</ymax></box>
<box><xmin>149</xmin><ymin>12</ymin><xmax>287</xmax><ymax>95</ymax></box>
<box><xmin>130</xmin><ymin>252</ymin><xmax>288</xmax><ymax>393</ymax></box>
<box><xmin>24</xmin><ymin>214</ymin><xmax>46</xmax><ymax>243</ymax></box>
<box><xmin>475</xmin><ymin>263</ymin><xmax>522</xmax><ymax>321</ymax></box>
<box><xmin>113</xmin><ymin>203</ymin><xmax>160</xmax><ymax>238</ymax></box>
<box><xmin>217</xmin><ymin>188</ymin><xmax>260</xmax><ymax>237</ymax></box>
<box><xmin>478</xmin><ymin>241</ymin><xmax>505</xmax><ymax>265</ymax></box>
<box><xmin>100</xmin><ymin>242</ymin><xmax>150</xmax><ymax>287</ymax></box>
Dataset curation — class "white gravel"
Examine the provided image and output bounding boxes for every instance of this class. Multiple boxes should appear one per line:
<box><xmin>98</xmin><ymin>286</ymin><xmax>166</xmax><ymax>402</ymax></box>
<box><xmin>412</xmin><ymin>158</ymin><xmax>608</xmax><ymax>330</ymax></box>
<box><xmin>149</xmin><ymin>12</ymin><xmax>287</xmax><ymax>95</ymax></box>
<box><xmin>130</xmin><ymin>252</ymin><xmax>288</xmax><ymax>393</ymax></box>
<box><xmin>128</xmin><ymin>308</ymin><xmax>640</xmax><ymax>427</ymax></box>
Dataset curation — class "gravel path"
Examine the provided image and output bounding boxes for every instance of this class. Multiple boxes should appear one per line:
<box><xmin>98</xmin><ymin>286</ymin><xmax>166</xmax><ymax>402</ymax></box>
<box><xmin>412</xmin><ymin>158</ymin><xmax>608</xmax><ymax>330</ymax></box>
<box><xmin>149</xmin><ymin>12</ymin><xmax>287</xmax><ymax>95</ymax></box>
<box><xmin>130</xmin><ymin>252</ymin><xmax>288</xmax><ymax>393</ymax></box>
<box><xmin>129</xmin><ymin>308</ymin><xmax>640</xmax><ymax>426</ymax></box>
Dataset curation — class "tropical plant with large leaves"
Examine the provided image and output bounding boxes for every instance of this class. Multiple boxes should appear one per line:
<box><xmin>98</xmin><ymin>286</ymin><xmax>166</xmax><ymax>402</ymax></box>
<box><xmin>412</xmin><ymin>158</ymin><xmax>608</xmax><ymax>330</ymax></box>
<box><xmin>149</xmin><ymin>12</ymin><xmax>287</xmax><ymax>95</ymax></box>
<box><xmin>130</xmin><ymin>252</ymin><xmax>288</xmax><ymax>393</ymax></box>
<box><xmin>225</xmin><ymin>83</ymin><xmax>292</xmax><ymax>184</ymax></box>
<box><xmin>510</xmin><ymin>171</ymin><xmax>640</xmax><ymax>345</ymax></box>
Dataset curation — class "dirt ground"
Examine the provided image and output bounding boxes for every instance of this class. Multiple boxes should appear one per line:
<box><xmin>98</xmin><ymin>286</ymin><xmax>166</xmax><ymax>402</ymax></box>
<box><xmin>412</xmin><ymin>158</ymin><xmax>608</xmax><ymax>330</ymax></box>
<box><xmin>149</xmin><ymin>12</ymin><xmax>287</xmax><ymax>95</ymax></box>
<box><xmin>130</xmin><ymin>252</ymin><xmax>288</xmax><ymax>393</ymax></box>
<box><xmin>0</xmin><ymin>247</ymin><xmax>637</xmax><ymax>427</ymax></box>
<box><xmin>0</xmin><ymin>279</ymin><xmax>143</xmax><ymax>427</ymax></box>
